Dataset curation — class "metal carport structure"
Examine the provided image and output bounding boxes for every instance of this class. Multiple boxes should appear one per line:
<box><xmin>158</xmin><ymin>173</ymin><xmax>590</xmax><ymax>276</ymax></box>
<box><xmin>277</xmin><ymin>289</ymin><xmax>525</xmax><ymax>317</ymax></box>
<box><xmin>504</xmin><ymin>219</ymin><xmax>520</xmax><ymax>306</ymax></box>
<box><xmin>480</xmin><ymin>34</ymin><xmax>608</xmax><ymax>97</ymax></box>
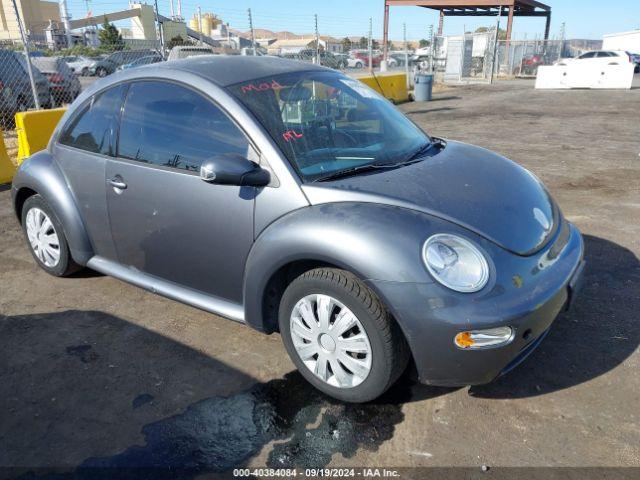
<box><xmin>382</xmin><ymin>0</ymin><xmax>552</xmax><ymax>62</ymax></box>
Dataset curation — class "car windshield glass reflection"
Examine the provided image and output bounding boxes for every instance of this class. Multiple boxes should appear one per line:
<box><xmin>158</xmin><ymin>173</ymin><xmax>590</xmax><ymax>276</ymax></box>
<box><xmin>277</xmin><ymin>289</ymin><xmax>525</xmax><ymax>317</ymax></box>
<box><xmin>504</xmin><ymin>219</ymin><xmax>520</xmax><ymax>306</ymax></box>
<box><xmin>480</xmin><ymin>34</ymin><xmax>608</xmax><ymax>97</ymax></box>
<box><xmin>228</xmin><ymin>71</ymin><xmax>431</xmax><ymax>181</ymax></box>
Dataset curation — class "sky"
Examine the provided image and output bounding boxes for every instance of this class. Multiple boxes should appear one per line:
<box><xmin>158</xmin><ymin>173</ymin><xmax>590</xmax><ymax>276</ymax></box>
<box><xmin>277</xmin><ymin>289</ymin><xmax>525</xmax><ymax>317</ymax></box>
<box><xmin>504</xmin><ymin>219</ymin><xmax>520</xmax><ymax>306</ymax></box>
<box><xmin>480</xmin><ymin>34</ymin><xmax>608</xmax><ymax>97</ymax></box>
<box><xmin>66</xmin><ymin>0</ymin><xmax>640</xmax><ymax>41</ymax></box>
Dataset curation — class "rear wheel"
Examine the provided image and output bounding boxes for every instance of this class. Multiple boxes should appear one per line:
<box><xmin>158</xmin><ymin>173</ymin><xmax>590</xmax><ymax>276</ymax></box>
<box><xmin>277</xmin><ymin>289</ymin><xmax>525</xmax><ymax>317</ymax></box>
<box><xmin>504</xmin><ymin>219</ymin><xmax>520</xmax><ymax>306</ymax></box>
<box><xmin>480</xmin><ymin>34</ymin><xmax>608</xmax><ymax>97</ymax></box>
<box><xmin>355</xmin><ymin>61</ymin><xmax>364</xmax><ymax>69</ymax></box>
<box><xmin>21</xmin><ymin>195</ymin><xmax>80</xmax><ymax>277</ymax></box>
<box><xmin>279</xmin><ymin>268</ymin><xmax>409</xmax><ymax>402</ymax></box>
<box><xmin>96</xmin><ymin>67</ymin><xmax>107</xmax><ymax>78</ymax></box>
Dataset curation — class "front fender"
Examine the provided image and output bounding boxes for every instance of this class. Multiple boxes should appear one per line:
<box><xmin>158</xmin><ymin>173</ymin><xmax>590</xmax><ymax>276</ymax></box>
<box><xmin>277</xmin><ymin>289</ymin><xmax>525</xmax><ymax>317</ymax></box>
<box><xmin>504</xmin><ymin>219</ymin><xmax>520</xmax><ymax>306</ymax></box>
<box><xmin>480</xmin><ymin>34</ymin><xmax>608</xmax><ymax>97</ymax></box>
<box><xmin>243</xmin><ymin>202</ymin><xmax>455</xmax><ymax>332</ymax></box>
<box><xmin>11</xmin><ymin>151</ymin><xmax>93</xmax><ymax>264</ymax></box>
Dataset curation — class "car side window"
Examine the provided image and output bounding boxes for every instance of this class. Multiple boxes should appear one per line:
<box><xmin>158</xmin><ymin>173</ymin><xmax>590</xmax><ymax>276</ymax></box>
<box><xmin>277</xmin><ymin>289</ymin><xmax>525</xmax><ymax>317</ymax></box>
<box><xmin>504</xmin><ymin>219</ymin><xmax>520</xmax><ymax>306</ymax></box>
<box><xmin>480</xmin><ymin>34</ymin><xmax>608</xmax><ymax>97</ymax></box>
<box><xmin>117</xmin><ymin>81</ymin><xmax>249</xmax><ymax>172</ymax></box>
<box><xmin>579</xmin><ymin>52</ymin><xmax>596</xmax><ymax>59</ymax></box>
<box><xmin>596</xmin><ymin>52</ymin><xmax>612</xmax><ymax>58</ymax></box>
<box><xmin>59</xmin><ymin>84</ymin><xmax>127</xmax><ymax>155</ymax></box>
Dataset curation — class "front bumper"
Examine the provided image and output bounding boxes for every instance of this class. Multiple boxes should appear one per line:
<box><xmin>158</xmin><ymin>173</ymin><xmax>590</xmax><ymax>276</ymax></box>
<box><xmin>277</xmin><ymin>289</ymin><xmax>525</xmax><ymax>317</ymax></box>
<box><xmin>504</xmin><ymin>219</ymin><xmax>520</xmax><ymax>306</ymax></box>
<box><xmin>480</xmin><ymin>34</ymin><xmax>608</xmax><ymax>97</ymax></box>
<box><xmin>369</xmin><ymin>221</ymin><xmax>585</xmax><ymax>386</ymax></box>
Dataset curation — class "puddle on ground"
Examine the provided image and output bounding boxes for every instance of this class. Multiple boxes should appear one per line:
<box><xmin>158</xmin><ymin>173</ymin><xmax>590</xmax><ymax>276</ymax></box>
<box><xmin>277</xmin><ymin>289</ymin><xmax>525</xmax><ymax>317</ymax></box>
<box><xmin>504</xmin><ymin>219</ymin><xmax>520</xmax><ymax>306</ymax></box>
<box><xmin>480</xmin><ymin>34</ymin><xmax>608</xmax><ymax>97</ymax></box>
<box><xmin>21</xmin><ymin>371</ymin><xmax>422</xmax><ymax>479</ymax></box>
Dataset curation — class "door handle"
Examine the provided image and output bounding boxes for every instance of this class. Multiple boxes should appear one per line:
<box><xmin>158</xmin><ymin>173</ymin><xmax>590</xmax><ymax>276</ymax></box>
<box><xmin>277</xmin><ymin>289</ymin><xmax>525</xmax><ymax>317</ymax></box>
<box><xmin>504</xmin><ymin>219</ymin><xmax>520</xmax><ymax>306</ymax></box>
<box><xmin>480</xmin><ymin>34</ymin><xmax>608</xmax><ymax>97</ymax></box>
<box><xmin>107</xmin><ymin>177</ymin><xmax>127</xmax><ymax>190</ymax></box>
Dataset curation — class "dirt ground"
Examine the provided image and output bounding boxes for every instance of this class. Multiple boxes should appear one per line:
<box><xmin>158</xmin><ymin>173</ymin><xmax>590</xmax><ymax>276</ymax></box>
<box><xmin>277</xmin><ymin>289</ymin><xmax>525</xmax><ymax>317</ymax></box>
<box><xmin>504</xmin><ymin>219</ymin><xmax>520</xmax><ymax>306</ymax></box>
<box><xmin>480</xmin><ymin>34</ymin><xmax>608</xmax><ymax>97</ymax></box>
<box><xmin>1</xmin><ymin>78</ymin><xmax>639</xmax><ymax>478</ymax></box>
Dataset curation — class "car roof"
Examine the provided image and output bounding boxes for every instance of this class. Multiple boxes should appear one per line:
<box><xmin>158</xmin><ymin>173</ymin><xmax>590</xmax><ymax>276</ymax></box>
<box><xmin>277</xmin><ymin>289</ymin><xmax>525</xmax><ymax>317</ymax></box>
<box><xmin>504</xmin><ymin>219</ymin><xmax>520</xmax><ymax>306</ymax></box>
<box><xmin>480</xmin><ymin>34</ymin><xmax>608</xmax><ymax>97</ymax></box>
<box><xmin>31</xmin><ymin>57</ymin><xmax>59</xmax><ymax>69</ymax></box>
<box><xmin>155</xmin><ymin>55</ymin><xmax>327</xmax><ymax>87</ymax></box>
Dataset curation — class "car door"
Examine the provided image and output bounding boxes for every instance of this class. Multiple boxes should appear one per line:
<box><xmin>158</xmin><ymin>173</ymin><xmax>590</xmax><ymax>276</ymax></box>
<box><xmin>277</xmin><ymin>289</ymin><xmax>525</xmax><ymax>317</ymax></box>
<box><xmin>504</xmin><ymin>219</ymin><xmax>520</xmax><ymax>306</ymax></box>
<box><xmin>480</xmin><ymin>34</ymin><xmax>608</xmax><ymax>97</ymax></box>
<box><xmin>53</xmin><ymin>84</ymin><xmax>128</xmax><ymax>261</ymax></box>
<box><xmin>105</xmin><ymin>80</ymin><xmax>256</xmax><ymax>303</ymax></box>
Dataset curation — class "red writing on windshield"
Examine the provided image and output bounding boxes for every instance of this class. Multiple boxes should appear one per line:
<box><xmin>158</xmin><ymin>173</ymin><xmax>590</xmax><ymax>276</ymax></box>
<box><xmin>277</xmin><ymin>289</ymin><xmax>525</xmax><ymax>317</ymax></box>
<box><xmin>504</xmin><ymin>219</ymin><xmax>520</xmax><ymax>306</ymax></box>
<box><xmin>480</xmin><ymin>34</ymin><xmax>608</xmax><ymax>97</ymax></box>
<box><xmin>241</xmin><ymin>79</ymin><xmax>284</xmax><ymax>94</ymax></box>
<box><xmin>282</xmin><ymin>130</ymin><xmax>303</xmax><ymax>142</ymax></box>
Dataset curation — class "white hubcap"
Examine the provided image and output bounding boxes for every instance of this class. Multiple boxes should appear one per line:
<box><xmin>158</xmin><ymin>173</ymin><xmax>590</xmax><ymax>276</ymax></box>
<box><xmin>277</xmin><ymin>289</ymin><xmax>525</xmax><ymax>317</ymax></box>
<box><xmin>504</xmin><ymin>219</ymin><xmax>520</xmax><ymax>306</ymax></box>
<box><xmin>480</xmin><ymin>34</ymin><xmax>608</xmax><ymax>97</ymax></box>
<box><xmin>290</xmin><ymin>294</ymin><xmax>372</xmax><ymax>388</ymax></box>
<box><xmin>26</xmin><ymin>207</ymin><xmax>60</xmax><ymax>268</ymax></box>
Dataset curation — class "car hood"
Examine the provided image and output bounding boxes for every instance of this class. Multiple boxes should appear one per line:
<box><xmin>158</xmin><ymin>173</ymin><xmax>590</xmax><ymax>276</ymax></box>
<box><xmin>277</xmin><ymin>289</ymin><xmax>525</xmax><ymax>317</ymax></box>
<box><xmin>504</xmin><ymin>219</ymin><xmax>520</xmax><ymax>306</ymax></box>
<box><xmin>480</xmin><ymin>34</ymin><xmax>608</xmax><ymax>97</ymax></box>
<box><xmin>301</xmin><ymin>140</ymin><xmax>557</xmax><ymax>255</ymax></box>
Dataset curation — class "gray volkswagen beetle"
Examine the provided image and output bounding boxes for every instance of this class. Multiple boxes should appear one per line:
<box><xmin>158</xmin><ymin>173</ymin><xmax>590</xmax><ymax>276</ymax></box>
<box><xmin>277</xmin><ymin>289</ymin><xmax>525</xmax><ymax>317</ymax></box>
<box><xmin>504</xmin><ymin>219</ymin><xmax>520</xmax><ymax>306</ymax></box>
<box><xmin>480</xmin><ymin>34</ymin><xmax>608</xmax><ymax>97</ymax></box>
<box><xmin>11</xmin><ymin>56</ymin><xmax>585</xmax><ymax>402</ymax></box>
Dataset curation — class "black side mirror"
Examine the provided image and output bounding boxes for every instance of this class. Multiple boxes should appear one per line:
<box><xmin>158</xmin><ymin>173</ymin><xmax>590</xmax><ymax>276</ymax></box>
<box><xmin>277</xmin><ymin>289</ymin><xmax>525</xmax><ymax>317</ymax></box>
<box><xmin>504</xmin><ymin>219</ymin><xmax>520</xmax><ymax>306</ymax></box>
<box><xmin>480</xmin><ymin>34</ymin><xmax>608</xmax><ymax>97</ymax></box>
<box><xmin>200</xmin><ymin>154</ymin><xmax>270</xmax><ymax>187</ymax></box>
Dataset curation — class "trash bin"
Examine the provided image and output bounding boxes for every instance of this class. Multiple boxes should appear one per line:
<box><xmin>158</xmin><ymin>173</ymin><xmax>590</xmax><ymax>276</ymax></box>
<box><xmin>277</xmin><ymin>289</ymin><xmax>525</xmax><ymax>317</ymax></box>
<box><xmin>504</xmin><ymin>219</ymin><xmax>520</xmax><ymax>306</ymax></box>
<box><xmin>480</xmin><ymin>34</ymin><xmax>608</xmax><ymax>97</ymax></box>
<box><xmin>414</xmin><ymin>73</ymin><xmax>434</xmax><ymax>102</ymax></box>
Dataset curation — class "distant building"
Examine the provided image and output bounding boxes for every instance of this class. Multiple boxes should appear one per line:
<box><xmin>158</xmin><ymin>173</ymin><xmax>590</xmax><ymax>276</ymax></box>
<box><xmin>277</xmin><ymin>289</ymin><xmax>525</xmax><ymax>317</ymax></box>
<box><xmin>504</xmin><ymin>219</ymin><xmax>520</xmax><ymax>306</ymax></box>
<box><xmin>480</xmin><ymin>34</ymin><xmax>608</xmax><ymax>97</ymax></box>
<box><xmin>319</xmin><ymin>36</ymin><xmax>342</xmax><ymax>53</ymax></box>
<box><xmin>268</xmin><ymin>36</ymin><xmax>343</xmax><ymax>55</ymax></box>
<box><xmin>0</xmin><ymin>0</ymin><xmax>61</xmax><ymax>40</ymax></box>
<box><xmin>130</xmin><ymin>3</ymin><xmax>156</xmax><ymax>40</ymax></box>
<box><xmin>602</xmin><ymin>30</ymin><xmax>640</xmax><ymax>52</ymax></box>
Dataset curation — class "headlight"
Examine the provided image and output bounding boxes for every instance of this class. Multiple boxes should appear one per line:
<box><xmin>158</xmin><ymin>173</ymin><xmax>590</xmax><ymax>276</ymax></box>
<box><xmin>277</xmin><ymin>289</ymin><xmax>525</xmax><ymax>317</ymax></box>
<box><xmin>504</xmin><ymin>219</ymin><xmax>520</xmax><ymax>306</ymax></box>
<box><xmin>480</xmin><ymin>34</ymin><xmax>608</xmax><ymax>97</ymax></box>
<box><xmin>422</xmin><ymin>234</ymin><xmax>489</xmax><ymax>292</ymax></box>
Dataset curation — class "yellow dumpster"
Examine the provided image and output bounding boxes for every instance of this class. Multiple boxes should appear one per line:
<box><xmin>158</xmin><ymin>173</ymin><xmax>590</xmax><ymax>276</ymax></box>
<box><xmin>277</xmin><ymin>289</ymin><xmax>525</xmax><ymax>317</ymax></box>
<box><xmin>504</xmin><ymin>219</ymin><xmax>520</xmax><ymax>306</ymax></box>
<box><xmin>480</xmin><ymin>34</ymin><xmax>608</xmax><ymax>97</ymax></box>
<box><xmin>15</xmin><ymin>108</ymin><xmax>67</xmax><ymax>165</ymax></box>
<box><xmin>358</xmin><ymin>73</ymin><xmax>409</xmax><ymax>104</ymax></box>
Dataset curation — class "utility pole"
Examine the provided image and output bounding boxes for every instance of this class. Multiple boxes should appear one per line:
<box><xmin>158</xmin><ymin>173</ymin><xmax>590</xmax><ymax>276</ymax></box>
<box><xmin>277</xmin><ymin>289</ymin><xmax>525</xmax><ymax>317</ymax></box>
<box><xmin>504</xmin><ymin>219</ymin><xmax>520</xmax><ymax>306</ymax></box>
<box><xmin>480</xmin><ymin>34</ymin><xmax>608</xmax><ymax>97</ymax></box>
<box><xmin>11</xmin><ymin>0</ymin><xmax>39</xmax><ymax>109</ymax></box>
<box><xmin>490</xmin><ymin>6</ymin><xmax>502</xmax><ymax>84</ymax></box>
<box><xmin>177</xmin><ymin>0</ymin><xmax>182</xmax><ymax>19</ymax></box>
<box><xmin>169</xmin><ymin>0</ymin><xmax>174</xmax><ymax>19</ymax></box>
<box><xmin>428</xmin><ymin>23</ymin><xmax>434</xmax><ymax>72</ymax></box>
<box><xmin>368</xmin><ymin>17</ymin><xmax>373</xmax><ymax>74</ymax></box>
<box><xmin>58</xmin><ymin>0</ymin><xmax>73</xmax><ymax>48</ymax></box>
<box><xmin>314</xmin><ymin>14</ymin><xmax>320</xmax><ymax>65</ymax></box>
<box><xmin>557</xmin><ymin>22</ymin><xmax>566</xmax><ymax>61</ymax></box>
<box><xmin>403</xmin><ymin>23</ymin><xmax>409</xmax><ymax>89</ymax></box>
<box><xmin>248</xmin><ymin>8</ymin><xmax>256</xmax><ymax>55</ymax></box>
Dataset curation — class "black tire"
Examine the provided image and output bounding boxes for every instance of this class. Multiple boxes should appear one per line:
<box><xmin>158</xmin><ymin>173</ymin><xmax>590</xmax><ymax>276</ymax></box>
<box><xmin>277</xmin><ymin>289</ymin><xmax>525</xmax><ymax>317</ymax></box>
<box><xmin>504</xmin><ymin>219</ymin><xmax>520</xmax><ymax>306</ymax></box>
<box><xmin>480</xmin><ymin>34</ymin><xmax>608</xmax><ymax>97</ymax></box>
<box><xmin>355</xmin><ymin>61</ymin><xmax>363</xmax><ymax>69</ymax></box>
<box><xmin>96</xmin><ymin>67</ymin><xmax>107</xmax><ymax>78</ymax></box>
<box><xmin>21</xmin><ymin>195</ymin><xmax>80</xmax><ymax>277</ymax></box>
<box><xmin>279</xmin><ymin>268</ymin><xmax>409</xmax><ymax>403</ymax></box>
<box><xmin>81</xmin><ymin>67</ymin><xmax>89</xmax><ymax>76</ymax></box>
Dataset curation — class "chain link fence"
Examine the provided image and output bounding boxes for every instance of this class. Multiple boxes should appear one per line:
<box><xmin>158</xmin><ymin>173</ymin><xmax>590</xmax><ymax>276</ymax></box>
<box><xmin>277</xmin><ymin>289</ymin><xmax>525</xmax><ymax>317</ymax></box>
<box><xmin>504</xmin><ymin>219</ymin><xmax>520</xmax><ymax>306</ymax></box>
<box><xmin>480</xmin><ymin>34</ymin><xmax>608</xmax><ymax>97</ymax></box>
<box><xmin>0</xmin><ymin>0</ymin><xmax>600</xmax><ymax>136</ymax></box>
<box><xmin>495</xmin><ymin>39</ymin><xmax>564</xmax><ymax>78</ymax></box>
<box><xmin>423</xmin><ymin>33</ymin><xmax>567</xmax><ymax>83</ymax></box>
<box><xmin>0</xmin><ymin>36</ymin><xmax>161</xmax><ymax>132</ymax></box>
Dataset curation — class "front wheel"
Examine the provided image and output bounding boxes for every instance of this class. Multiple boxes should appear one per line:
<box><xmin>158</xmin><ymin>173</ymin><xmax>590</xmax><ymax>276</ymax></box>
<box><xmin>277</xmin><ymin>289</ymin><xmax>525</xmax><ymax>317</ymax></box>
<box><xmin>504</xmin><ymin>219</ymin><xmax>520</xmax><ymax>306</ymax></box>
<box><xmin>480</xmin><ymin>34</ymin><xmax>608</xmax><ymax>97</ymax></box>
<box><xmin>279</xmin><ymin>268</ymin><xmax>409</xmax><ymax>402</ymax></box>
<box><xmin>96</xmin><ymin>67</ymin><xmax>107</xmax><ymax>78</ymax></box>
<box><xmin>21</xmin><ymin>195</ymin><xmax>80</xmax><ymax>277</ymax></box>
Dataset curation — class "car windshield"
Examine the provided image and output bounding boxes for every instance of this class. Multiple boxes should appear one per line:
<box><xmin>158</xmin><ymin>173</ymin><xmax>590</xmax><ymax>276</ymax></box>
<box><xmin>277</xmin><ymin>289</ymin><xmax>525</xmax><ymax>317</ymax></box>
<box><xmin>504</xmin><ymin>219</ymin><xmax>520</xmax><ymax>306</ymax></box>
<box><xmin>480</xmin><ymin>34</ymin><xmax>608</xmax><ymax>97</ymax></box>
<box><xmin>227</xmin><ymin>70</ymin><xmax>431</xmax><ymax>181</ymax></box>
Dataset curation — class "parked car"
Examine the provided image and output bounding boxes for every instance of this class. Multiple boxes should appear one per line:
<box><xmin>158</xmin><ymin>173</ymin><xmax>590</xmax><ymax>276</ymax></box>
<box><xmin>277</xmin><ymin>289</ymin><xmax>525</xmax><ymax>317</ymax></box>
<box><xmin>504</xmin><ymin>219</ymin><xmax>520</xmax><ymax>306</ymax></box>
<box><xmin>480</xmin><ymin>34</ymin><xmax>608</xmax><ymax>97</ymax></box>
<box><xmin>11</xmin><ymin>56</ymin><xmax>585</xmax><ymax>402</ymax></box>
<box><xmin>279</xmin><ymin>51</ymin><xmax>344</xmax><ymax>70</ymax></box>
<box><xmin>297</xmin><ymin>49</ymin><xmax>345</xmax><ymax>69</ymax></box>
<box><xmin>517</xmin><ymin>54</ymin><xmax>545</xmax><ymax>76</ymax></box>
<box><xmin>333</xmin><ymin>53</ymin><xmax>350</xmax><ymax>68</ymax></box>
<box><xmin>0</xmin><ymin>50</ymin><xmax>52</xmax><ymax>127</ymax></box>
<box><xmin>559</xmin><ymin>50</ymin><xmax>635</xmax><ymax>68</ymax></box>
<box><xmin>31</xmin><ymin>56</ymin><xmax>81</xmax><ymax>106</ymax></box>
<box><xmin>89</xmin><ymin>50</ymin><xmax>160</xmax><ymax>77</ymax></box>
<box><xmin>116</xmin><ymin>54</ymin><xmax>163</xmax><ymax>71</ymax></box>
<box><xmin>167</xmin><ymin>45</ymin><xmax>214</xmax><ymax>61</ymax></box>
<box><xmin>62</xmin><ymin>55</ymin><xmax>96</xmax><ymax>76</ymax></box>
<box><xmin>388</xmin><ymin>53</ymin><xmax>407</xmax><ymax>67</ymax></box>
<box><xmin>319</xmin><ymin>51</ymin><xmax>347</xmax><ymax>69</ymax></box>
<box><xmin>349</xmin><ymin>50</ymin><xmax>383</xmax><ymax>68</ymax></box>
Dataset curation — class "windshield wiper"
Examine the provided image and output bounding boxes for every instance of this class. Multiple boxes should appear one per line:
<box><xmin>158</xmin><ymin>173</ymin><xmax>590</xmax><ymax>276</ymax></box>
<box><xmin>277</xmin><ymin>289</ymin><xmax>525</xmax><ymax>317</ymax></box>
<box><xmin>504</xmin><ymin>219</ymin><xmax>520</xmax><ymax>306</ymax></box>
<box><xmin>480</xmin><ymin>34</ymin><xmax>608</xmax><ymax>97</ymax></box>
<box><xmin>314</xmin><ymin>157</ymin><xmax>425</xmax><ymax>182</ymax></box>
<box><xmin>313</xmin><ymin>139</ymin><xmax>445</xmax><ymax>183</ymax></box>
<box><xmin>394</xmin><ymin>138</ymin><xmax>443</xmax><ymax>165</ymax></box>
<box><xmin>313</xmin><ymin>163</ymin><xmax>397</xmax><ymax>182</ymax></box>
